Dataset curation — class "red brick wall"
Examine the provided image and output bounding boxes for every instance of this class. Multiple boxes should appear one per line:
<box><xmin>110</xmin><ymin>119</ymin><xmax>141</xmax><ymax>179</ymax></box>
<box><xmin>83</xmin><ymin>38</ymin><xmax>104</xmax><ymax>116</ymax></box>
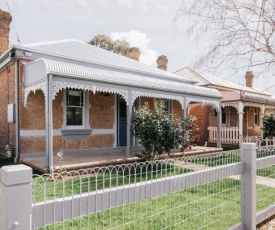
<box><xmin>21</xmin><ymin>134</ymin><xmax>114</xmax><ymax>154</ymax></box>
<box><xmin>140</xmin><ymin>97</ymin><xmax>154</xmax><ymax>110</ymax></box>
<box><xmin>90</xmin><ymin>93</ymin><xmax>115</xmax><ymax>129</ymax></box>
<box><xmin>208</xmin><ymin>108</ymin><xmax>217</xmax><ymax>127</ymax></box>
<box><xmin>245</xmin><ymin>106</ymin><xmax>261</xmax><ymax>136</ymax></box>
<box><xmin>173</xmin><ymin>101</ymin><xmax>182</xmax><ymax>120</ymax></box>
<box><xmin>189</xmin><ymin>105</ymin><xmax>208</xmax><ymax>142</ymax></box>
<box><xmin>21</xmin><ymin>90</ymin><xmax>46</xmax><ymax>130</ymax></box>
<box><xmin>0</xmin><ymin>64</ymin><xmax>16</xmax><ymax>152</ymax></box>
<box><xmin>140</xmin><ymin>98</ymin><xmax>182</xmax><ymax>120</ymax></box>
<box><xmin>20</xmin><ymin>88</ymin><xmax>116</xmax><ymax>154</ymax></box>
<box><xmin>0</xmin><ymin>10</ymin><xmax>12</xmax><ymax>55</ymax></box>
<box><xmin>229</xmin><ymin>107</ymin><xmax>238</xmax><ymax>126</ymax></box>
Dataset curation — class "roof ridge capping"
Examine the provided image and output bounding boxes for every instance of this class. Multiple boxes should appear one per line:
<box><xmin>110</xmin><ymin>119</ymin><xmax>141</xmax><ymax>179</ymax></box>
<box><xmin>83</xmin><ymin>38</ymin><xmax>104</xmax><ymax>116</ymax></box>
<box><xmin>21</xmin><ymin>39</ymin><xmax>85</xmax><ymax>48</ymax></box>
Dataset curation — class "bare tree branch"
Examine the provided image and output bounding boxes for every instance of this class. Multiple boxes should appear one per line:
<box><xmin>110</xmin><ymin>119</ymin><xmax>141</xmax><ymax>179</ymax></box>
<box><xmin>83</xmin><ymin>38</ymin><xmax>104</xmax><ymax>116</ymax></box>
<box><xmin>174</xmin><ymin>0</ymin><xmax>275</xmax><ymax>77</ymax></box>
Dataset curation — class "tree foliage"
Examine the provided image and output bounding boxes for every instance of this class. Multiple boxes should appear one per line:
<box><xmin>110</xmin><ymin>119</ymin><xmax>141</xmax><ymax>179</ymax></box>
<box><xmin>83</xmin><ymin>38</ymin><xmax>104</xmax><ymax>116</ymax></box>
<box><xmin>132</xmin><ymin>100</ymin><xmax>198</xmax><ymax>161</ymax></box>
<box><xmin>263</xmin><ymin>113</ymin><xmax>275</xmax><ymax>138</ymax></box>
<box><xmin>88</xmin><ymin>34</ymin><xmax>130</xmax><ymax>56</ymax></box>
<box><xmin>175</xmin><ymin>0</ymin><xmax>275</xmax><ymax>75</ymax></box>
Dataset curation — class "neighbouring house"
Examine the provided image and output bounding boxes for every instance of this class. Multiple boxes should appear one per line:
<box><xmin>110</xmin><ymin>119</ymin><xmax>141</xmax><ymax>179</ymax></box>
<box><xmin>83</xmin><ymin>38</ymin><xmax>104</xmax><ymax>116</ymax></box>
<box><xmin>174</xmin><ymin>67</ymin><xmax>275</xmax><ymax>147</ymax></box>
<box><xmin>0</xmin><ymin>10</ymin><xmax>222</xmax><ymax>173</ymax></box>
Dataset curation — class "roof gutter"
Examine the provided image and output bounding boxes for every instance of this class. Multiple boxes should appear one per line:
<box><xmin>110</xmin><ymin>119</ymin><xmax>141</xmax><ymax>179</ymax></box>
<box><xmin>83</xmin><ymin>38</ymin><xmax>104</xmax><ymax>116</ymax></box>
<box><xmin>15</xmin><ymin>60</ymin><xmax>20</xmax><ymax>162</ymax></box>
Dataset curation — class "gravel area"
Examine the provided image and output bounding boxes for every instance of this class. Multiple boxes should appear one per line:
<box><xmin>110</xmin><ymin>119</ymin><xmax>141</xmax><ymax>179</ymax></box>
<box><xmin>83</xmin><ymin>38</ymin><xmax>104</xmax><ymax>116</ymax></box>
<box><xmin>257</xmin><ymin>215</ymin><xmax>275</xmax><ymax>230</ymax></box>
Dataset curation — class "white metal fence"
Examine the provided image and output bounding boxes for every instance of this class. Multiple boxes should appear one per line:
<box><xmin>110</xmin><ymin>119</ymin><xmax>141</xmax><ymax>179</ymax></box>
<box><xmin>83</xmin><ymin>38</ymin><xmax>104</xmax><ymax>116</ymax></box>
<box><xmin>1</xmin><ymin>144</ymin><xmax>275</xmax><ymax>229</ymax></box>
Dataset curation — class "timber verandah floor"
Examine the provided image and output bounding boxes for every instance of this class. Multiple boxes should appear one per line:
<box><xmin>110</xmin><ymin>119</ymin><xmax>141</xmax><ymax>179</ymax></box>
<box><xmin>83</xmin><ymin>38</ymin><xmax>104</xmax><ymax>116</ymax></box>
<box><xmin>22</xmin><ymin>146</ymin><xmax>223</xmax><ymax>173</ymax></box>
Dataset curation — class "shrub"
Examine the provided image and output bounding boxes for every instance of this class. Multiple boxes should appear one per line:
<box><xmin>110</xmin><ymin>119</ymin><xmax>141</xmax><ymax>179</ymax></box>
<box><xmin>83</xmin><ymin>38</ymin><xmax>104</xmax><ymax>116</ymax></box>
<box><xmin>132</xmin><ymin>100</ymin><xmax>197</xmax><ymax>160</ymax></box>
<box><xmin>263</xmin><ymin>113</ymin><xmax>275</xmax><ymax>138</ymax></box>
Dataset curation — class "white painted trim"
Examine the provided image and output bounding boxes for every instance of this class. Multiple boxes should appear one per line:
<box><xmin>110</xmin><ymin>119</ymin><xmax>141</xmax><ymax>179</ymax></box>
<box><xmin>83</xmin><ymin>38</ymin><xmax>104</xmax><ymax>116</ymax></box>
<box><xmin>92</xmin><ymin>129</ymin><xmax>115</xmax><ymax>135</ymax></box>
<box><xmin>20</xmin><ymin>129</ymin><xmax>115</xmax><ymax>137</ymax></box>
<box><xmin>24</xmin><ymin>80</ymin><xmax>47</xmax><ymax>106</ymax></box>
<box><xmin>63</xmin><ymin>89</ymin><xmax>86</xmax><ymax>129</ymax></box>
<box><xmin>86</xmin><ymin>91</ymin><xmax>91</xmax><ymax>129</ymax></box>
<box><xmin>114</xmin><ymin>94</ymin><xmax>118</xmax><ymax>148</ymax></box>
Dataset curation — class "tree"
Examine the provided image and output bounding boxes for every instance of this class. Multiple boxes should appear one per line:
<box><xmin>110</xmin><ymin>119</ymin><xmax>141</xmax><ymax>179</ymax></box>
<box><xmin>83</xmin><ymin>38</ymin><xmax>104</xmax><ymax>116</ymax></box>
<box><xmin>132</xmin><ymin>100</ymin><xmax>198</xmax><ymax>161</ymax></box>
<box><xmin>89</xmin><ymin>34</ymin><xmax>130</xmax><ymax>56</ymax></box>
<box><xmin>175</xmin><ymin>0</ymin><xmax>275</xmax><ymax>75</ymax></box>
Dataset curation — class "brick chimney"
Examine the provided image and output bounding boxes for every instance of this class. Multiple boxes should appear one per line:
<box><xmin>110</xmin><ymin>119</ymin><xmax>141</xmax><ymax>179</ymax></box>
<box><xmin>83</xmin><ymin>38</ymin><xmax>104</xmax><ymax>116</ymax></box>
<box><xmin>126</xmin><ymin>47</ymin><xmax>141</xmax><ymax>61</ymax></box>
<box><xmin>0</xmin><ymin>9</ymin><xmax>12</xmax><ymax>55</ymax></box>
<box><xmin>156</xmin><ymin>55</ymin><xmax>168</xmax><ymax>71</ymax></box>
<box><xmin>245</xmin><ymin>71</ymin><xmax>254</xmax><ymax>88</ymax></box>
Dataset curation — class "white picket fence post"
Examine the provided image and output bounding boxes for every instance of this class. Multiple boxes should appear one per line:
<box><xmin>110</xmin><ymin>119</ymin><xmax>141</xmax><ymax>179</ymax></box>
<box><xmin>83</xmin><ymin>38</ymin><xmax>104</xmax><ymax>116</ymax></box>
<box><xmin>241</xmin><ymin>143</ymin><xmax>256</xmax><ymax>229</ymax></box>
<box><xmin>0</xmin><ymin>165</ymin><xmax>32</xmax><ymax>230</ymax></box>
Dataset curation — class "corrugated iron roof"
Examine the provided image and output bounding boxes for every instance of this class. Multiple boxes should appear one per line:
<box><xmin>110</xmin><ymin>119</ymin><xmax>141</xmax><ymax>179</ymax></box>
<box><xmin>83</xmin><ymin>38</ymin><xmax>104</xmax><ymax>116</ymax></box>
<box><xmin>20</xmin><ymin>40</ymin><xmax>196</xmax><ymax>85</ymax></box>
<box><xmin>24</xmin><ymin>58</ymin><xmax>222</xmax><ymax>99</ymax></box>
<box><xmin>241</xmin><ymin>94</ymin><xmax>275</xmax><ymax>105</ymax></box>
<box><xmin>174</xmin><ymin>66</ymin><xmax>272</xmax><ymax>96</ymax></box>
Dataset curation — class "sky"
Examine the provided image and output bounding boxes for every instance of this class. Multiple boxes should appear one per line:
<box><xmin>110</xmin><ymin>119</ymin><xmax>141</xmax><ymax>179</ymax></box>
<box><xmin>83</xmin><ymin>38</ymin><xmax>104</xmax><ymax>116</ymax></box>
<box><xmin>0</xmin><ymin>0</ymin><xmax>270</xmax><ymax>92</ymax></box>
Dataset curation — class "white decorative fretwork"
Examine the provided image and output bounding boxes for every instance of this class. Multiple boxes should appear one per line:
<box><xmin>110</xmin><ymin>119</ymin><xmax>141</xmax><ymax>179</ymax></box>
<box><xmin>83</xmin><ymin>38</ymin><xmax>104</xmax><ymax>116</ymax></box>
<box><xmin>52</xmin><ymin>81</ymin><xmax>129</xmax><ymax>104</ymax></box>
<box><xmin>243</xmin><ymin>102</ymin><xmax>263</xmax><ymax>110</ymax></box>
<box><xmin>24</xmin><ymin>81</ymin><xmax>46</xmax><ymax>106</ymax></box>
<box><xmin>132</xmin><ymin>90</ymin><xmax>184</xmax><ymax>107</ymax></box>
<box><xmin>221</xmin><ymin>102</ymin><xmax>239</xmax><ymax>111</ymax></box>
<box><xmin>95</xmin><ymin>86</ymin><xmax>129</xmax><ymax>105</ymax></box>
<box><xmin>186</xmin><ymin>97</ymin><xmax>220</xmax><ymax>111</ymax></box>
<box><xmin>52</xmin><ymin>81</ymin><xmax>94</xmax><ymax>99</ymax></box>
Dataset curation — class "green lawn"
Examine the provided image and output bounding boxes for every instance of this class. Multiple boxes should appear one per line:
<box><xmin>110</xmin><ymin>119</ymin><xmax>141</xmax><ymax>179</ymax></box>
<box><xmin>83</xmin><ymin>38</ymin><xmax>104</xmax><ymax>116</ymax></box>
<box><xmin>257</xmin><ymin>165</ymin><xmax>275</xmax><ymax>179</ymax></box>
<box><xmin>28</xmin><ymin>150</ymin><xmax>275</xmax><ymax>229</ymax></box>
<box><xmin>32</xmin><ymin>163</ymin><xmax>192</xmax><ymax>203</ymax></box>
<box><xmin>191</xmin><ymin>149</ymin><xmax>275</xmax><ymax>167</ymax></box>
<box><xmin>191</xmin><ymin>150</ymin><xmax>241</xmax><ymax>167</ymax></box>
<box><xmin>35</xmin><ymin>178</ymin><xmax>275</xmax><ymax>230</ymax></box>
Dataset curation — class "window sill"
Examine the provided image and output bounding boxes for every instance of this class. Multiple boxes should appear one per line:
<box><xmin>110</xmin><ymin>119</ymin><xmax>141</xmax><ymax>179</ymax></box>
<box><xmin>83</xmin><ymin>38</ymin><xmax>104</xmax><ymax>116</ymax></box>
<box><xmin>61</xmin><ymin>129</ymin><xmax>92</xmax><ymax>140</ymax></box>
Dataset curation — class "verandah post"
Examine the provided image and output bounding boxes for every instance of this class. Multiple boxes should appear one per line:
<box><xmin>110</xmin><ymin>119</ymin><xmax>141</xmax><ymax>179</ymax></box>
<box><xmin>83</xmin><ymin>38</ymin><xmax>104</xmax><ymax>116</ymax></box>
<box><xmin>241</xmin><ymin>143</ymin><xmax>256</xmax><ymax>230</ymax></box>
<box><xmin>217</xmin><ymin>101</ymin><xmax>222</xmax><ymax>148</ymax></box>
<box><xmin>0</xmin><ymin>165</ymin><xmax>32</xmax><ymax>229</ymax></box>
<box><xmin>181</xmin><ymin>97</ymin><xmax>186</xmax><ymax>119</ymax></box>
<box><xmin>126</xmin><ymin>89</ymin><xmax>133</xmax><ymax>157</ymax></box>
<box><xmin>45</xmin><ymin>74</ymin><xmax>54</xmax><ymax>173</ymax></box>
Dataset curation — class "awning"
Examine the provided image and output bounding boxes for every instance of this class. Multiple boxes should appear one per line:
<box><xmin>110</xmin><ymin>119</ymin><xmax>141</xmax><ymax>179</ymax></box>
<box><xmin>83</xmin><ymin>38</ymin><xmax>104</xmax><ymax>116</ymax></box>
<box><xmin>241</xmin><ymin>94</ymin><xmax>275</xmax><ymax>106</ymax></box>
<box><xmin>23</xmin><ymin>58</ymin><xmax>222</xmax><ymax>108</ymax></box>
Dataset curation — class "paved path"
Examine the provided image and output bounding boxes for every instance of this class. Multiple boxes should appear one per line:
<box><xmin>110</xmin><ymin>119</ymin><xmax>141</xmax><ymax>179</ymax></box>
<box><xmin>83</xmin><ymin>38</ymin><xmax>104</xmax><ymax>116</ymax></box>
<box><xmin>173</xmin><ymin>161</ymin><xmax>210</xmax><ymax>171</ymax></box>
<box><xmin>173</xmin><ymin>160</ymin><xmax>275</xmax><ymax>188</ymax></box>
<box><xmin>22</xmin><ymin>146</ymin><xmax>222</xmax><ymax>173</ymax></box>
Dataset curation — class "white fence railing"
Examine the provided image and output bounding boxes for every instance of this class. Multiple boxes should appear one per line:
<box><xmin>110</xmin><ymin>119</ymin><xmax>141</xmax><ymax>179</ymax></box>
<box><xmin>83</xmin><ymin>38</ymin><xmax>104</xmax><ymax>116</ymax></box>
<box><xmin>208</xmin><ymin>126</ymin><xmax>275</xmax><ymax>146</ymax></box>
<box><xmin>1</xmin><ymin>144</ymin><xmax>275</xmax><ymax>229</ymax></box>
<box><xmin>243</xmin><ymin>136</ymin><xmax>275</xmax><ymax>146</ymax></box>
<box><xmin>208</xmin><ymin>126</ymin><xmax>239</xmax><ymax>144</ymax></box>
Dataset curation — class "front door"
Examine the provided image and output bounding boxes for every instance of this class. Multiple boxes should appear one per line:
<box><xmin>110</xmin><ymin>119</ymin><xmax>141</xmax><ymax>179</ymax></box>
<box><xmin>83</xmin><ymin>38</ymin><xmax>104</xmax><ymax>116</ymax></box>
<box><xmin>117</xmin><ymin>96</ymin><xmax>127</xmax><ymax>147</ymax></box>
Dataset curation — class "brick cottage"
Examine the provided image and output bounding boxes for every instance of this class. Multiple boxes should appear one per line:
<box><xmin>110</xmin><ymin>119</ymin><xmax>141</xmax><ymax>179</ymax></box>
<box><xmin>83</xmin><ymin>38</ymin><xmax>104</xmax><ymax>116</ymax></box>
<box><xmin>175</xmin><ymin>67</ymin><xmax>275</xmax><ymax>147</ymax></box>
<box><xmin>0</xmin><ymin>10</ymin><xmax>222</xmax><ymax>173</ymax></box>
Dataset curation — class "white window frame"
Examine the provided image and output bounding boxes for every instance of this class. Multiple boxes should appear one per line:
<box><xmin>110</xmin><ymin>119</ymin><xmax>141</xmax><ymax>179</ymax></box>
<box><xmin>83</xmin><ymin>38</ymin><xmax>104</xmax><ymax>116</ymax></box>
<box><xmin>63</xmin><ymin>89</ymin><xmax>89</xmax><ymax>130</ymax></box>
<box><xmin>160</xmin><ymin>99</ymin><xmax>173</xmax><ymax>114</ymax></box>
